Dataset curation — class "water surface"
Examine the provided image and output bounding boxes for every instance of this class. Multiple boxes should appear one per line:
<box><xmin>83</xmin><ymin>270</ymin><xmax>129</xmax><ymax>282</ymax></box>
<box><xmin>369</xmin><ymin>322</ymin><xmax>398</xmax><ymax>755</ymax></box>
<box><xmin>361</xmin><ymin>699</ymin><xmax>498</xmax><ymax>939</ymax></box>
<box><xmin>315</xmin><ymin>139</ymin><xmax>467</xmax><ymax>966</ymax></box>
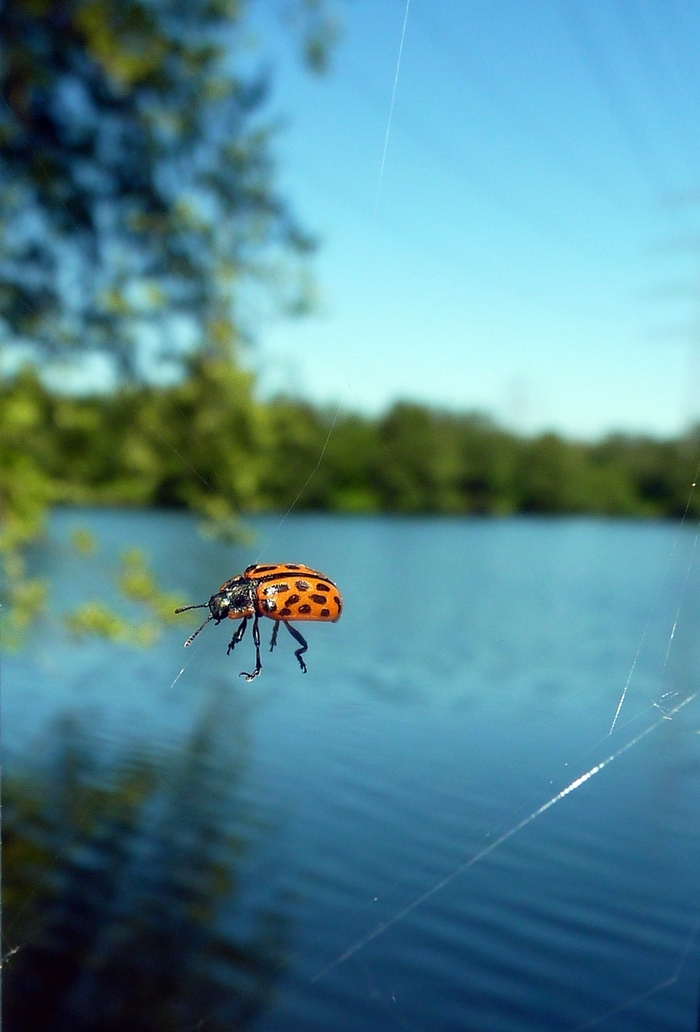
<box><xmin>4</xmin><ymin>512</ymin><xmax>700</xmax><ymax>1031</ymax></box>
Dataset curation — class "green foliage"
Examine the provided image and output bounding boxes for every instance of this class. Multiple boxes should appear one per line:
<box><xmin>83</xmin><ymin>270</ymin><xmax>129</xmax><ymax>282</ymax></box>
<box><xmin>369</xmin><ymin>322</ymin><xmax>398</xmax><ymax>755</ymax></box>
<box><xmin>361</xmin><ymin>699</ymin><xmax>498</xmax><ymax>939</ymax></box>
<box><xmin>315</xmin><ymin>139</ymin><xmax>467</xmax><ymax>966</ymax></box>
<box><xmin>3</xmin><ymin>358</ymin><xmax>700</xmax><ymax>645</ymax></box>
<box><xmin>376</xmin><ymin>404</ymin><xmax>519</xmax><ymax>514</ymax></box>
<box><xmin>69</xmin><ymin>526</ymin><xmax>97</xmax><ymax>555</ymax></box>
<box><xmin>0</xmin><ymin>366</ymin><xmax>55</xmax><ymax>648</ymax></box>
<box><xmin>1</xmin><ymin>562</ymin><xmax>47</xmax><ymax>651</ymax></box>
<box><xmin>65</xmin><ymin>546</ymin><xmax>184</xmax><ymax>646</ymax></box>
<box><xmin>0</xmin><ymin>0</ymin><xmax>340</xmax><ymax>644</ymax></box>
<box><xmin>0</xmin><ymin>0</ymin><xmax>336</xmax><ymax>380</ymax></box>
<box><xmin>2</xmin><ymin>363</ymin><xmax>700</xmax><ymax>525</ymax></box>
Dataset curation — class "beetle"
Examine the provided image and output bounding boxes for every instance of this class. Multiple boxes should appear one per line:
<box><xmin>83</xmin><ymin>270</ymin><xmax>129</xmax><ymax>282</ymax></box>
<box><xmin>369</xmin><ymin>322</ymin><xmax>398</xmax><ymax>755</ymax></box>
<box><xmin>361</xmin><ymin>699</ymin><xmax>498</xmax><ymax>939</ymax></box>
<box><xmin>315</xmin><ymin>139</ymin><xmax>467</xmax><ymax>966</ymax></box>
<box><xmin>175</xmin><ymin>563</ymin><xmax>342</xmax><ymax>680</ymax></box>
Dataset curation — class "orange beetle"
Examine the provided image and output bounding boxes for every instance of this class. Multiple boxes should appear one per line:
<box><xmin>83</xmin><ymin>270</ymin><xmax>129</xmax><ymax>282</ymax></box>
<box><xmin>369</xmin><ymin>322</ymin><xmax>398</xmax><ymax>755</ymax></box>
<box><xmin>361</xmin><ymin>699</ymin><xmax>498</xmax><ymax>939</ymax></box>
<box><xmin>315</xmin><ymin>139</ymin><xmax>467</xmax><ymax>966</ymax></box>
<box><xmin>175</xmin><ymin>563</ymin><xmax>342</xmax><ymax>680</ymax></box>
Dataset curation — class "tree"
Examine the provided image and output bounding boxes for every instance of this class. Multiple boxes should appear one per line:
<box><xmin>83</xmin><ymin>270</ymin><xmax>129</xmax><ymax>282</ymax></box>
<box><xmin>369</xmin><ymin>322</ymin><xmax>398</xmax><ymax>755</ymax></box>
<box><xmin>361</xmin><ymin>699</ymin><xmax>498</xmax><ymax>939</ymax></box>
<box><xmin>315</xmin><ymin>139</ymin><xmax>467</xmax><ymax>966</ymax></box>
<box><xmin>0</xmin><ymin>0</ymin><xmax>337</xmax><ymax>382</ymax></box>
<box><xmin>0</xmin><ymin>0</ymin><xmax>339</xmax><ymax>645</ymax></box>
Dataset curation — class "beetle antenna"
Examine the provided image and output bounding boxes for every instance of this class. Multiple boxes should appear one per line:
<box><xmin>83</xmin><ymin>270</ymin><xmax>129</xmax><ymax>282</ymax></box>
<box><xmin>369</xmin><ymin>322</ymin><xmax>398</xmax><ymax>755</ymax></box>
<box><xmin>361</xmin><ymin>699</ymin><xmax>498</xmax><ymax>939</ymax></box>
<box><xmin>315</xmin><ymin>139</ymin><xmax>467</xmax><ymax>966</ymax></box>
<box><xmin>175</xmin><ymin>601</ymin><xmax>213</xmax><ymax>647</ymax></box>
<box><xmin>174</xmin><ymin>602</ymin><xmax>209</xmax><ymax>614</ymax></box>
<box><xmin>181</xmin><ymin>614</ymin><xmax>213</xmax><ymax>648</ymax></box>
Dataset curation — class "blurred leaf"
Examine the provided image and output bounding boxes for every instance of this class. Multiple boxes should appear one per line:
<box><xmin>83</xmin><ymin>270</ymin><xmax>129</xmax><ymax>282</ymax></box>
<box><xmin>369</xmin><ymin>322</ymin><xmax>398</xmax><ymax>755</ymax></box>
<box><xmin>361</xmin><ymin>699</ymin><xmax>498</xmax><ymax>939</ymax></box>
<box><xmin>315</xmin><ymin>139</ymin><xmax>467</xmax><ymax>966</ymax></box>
<box><xmin>69</xmin><ymin>526</ymin><xmax>97</xmax><ymax>555</ymax></box>
<box><xmin>64</xmin><ymin>548</ymin><xmax>186</xmax><ymax>644</ymax></box>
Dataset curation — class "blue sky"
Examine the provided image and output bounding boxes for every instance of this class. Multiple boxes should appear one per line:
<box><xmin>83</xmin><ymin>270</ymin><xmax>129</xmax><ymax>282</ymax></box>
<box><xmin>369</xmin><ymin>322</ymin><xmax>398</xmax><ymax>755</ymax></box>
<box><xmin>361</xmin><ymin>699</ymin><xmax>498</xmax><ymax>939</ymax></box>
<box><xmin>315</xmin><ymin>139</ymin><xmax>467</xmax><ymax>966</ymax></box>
<box><xmin>249</xmin><ymin>0</ymin><xmax>700</xmax><ymax>439</ymax></box>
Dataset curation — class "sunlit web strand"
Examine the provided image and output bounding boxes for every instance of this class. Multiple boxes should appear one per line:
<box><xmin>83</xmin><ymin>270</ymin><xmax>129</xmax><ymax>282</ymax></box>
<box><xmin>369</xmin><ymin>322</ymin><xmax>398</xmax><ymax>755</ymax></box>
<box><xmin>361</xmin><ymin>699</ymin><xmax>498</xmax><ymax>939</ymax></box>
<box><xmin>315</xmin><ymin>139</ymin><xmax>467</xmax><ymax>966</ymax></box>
<box><xmin>660</xmin><ymin>487</ymin><xmax>700</xmax><ymax>671</ymax></box>
<box><xmin>609</xmin><ymin>468</ymin><xmax>700</xmax><ymax>734</ymax></box>
<box><xmin>312</xmin><ymin>690</ymin><xmax>698</xmax><ymax>982</ymax></box>
<box><xmin>257</xmin><ymin>8</ymin><xmax>412</xmax><ymax>547</ymax></box>
<box><xmin>375</xmin><ymin>0</ymin><xmax>411</xmax><ymax>213</ymax></box>
<box><xmin>168</xmin><ymin>665</ymin><xmax>189</xmax><ymax>690</ymax></box>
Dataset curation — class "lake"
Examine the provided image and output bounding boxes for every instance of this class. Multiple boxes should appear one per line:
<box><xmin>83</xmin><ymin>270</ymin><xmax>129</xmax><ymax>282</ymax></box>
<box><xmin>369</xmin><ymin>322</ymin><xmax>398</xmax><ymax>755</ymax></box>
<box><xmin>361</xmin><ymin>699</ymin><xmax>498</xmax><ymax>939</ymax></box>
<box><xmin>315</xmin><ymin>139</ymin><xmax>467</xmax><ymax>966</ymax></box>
<box><xmin>4</xmin><ymin>511</ymin><xmax>700</xmax><ymax>1031</ymax></box>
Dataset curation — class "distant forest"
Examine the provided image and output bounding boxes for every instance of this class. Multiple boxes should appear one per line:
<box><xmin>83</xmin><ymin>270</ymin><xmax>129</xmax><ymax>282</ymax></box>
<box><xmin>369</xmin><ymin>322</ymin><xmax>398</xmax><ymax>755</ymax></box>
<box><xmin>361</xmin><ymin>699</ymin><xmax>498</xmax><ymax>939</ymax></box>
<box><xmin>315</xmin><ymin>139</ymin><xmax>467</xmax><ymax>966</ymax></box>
<box><xmin>4</xmin><ymin>357</ymin><xmax>700</xmax><ymax>524</ymax></box>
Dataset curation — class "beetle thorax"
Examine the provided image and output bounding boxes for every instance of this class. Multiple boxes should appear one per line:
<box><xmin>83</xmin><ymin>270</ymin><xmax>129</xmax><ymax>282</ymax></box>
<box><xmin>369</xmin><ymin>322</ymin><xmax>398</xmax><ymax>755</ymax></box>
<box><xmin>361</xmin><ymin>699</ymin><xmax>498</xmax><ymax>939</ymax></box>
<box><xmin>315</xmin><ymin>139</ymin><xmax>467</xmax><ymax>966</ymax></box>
<box><xmin>208</xmin><ymin>578</ymin><xmax>255</xmax><ymax>621</ymax></box>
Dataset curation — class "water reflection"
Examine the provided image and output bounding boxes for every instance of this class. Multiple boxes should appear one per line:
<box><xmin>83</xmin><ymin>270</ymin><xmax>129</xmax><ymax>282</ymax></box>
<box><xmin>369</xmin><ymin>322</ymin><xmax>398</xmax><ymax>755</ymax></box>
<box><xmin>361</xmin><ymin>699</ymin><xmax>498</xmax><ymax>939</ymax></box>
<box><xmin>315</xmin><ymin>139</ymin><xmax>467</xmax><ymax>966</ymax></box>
<box><xmin>3</xmin><ymin>682</ymin><xmax>287</xmax><ymax>1031</ymax></box>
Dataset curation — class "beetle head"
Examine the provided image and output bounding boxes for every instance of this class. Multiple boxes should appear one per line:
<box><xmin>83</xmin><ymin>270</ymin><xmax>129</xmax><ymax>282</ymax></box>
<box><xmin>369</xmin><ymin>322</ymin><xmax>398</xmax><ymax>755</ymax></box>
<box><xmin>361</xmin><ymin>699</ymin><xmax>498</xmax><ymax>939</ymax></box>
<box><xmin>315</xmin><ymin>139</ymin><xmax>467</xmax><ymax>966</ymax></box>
<box><xmin>175</xmin><ymin>577</ymin><xmax>255</xmax><ymax>647</ymax></box>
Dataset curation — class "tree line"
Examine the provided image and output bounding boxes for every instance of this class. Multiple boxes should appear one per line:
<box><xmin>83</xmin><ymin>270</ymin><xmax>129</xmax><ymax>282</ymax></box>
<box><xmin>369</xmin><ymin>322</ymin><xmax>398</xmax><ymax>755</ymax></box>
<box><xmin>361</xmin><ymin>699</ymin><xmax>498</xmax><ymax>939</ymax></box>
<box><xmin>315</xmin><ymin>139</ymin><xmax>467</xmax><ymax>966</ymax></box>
<box><xmin>3</xmin><ymin>357</ymin><xmax>699</xmax><ymax>532</ymax></box>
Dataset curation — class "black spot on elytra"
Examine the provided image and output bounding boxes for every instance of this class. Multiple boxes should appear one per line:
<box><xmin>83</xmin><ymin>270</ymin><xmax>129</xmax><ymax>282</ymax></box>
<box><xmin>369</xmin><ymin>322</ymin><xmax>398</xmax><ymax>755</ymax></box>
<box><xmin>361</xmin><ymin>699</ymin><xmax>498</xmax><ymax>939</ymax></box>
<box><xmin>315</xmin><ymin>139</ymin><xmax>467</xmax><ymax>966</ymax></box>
<box><xmin>310</xmin><ymin>593</ymin><xmax>327</xmax><ymax>605</ymax></box>
<box><xmin>316</xmin><ymin>583</ymin><xmax>330</xmax><ymax>592</ymax></box>
<box><xmin>295</xmin><ymin>579</ymin><xmax>310</xmax><ymax>591</ymax></box>
<box><xmin>285</xmin><ymin>593</ymin><xmax>301</xmax><ymax>605</ymax></box>
<box><xmin>298</xmin><ymin>604</ymin><xmax>312</xmax><ymax>614</ymax></box>
<box><xmin>253</xmin><ymin>565</ymin><xmax>275</xmax><ymax>573</ymax></box>
<box><xmin>320</xmin><ymin>607</ymin><xmax>330</xmax><ymax>618</ymax></box>
<box><xmin>279</xmin><ymin>607</ymin><xmax>292</xmax><ymax>618</ymax></box>
<box><xmin>285</xmin><ymin>564</ymin><xmax>301</xmax><ymax>570</ymax></box>
<box><xmin>333</xmin><ymin>595</ymin><xmax>341</xmax><ymax>606</ymax></box>
<box><xmin>264</xmin><ymin>599</ymin><xmax>277</xmax><ymax>612</ymax></box>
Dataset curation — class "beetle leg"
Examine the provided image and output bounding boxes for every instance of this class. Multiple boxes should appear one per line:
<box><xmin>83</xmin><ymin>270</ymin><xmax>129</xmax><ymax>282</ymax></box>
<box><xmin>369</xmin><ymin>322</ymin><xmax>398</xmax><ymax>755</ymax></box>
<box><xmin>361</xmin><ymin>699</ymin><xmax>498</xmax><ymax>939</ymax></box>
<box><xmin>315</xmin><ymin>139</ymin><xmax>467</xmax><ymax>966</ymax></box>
<box><xmin>240</xmin><ymin>614</ymin><xmax>262</xmax><ymax>681</ymax></box>
<box><xmin>284</xmin><ymin>622</ymin><xmax>308</xmax><ymax>674</ymax></box>
<box><xmin>269</xmin><ymin>621</ymin><xmax>280</xmax><ymax>654</ymax></box>
<box><xmin>227</xmin><ymin>617</ymin><xmax>248</xmax><ymax>655</ymax></box>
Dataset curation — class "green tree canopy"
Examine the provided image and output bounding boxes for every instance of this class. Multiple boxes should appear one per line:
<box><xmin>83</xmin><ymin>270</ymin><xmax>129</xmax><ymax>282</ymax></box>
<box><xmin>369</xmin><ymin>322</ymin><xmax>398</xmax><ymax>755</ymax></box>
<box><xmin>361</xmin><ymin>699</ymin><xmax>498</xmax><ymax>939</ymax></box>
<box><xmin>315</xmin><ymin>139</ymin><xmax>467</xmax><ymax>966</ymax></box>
<box><xmin>0</xmin><ymin>0</ymin><xmax>337</xmax><ymax>382</ymax></box>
